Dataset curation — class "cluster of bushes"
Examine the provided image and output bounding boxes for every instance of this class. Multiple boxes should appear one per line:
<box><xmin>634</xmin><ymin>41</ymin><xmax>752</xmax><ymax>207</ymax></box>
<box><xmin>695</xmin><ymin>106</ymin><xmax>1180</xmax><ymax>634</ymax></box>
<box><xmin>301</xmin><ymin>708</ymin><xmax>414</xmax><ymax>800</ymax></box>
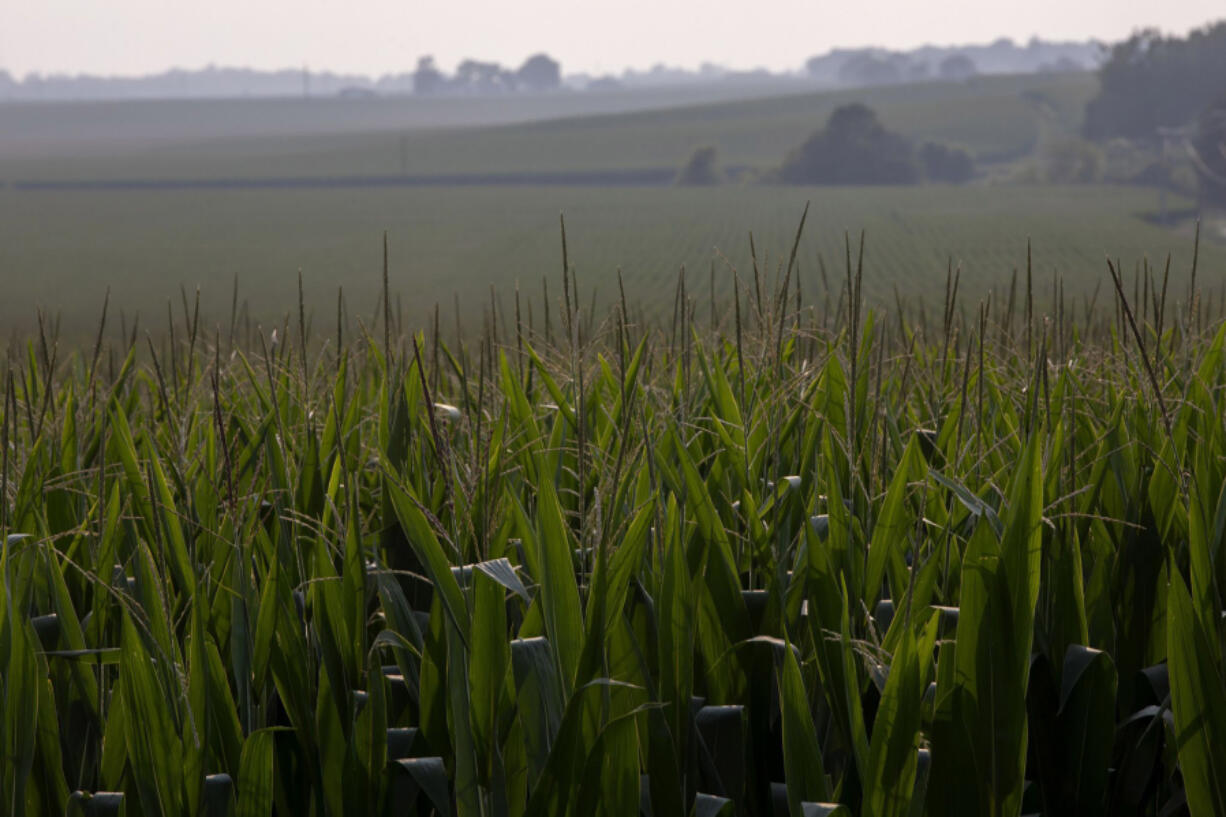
<box><xmin>1196</xmin><ymin>96</ymin><xmax>1226</xmax><ymax>207</ymax></box>
<box><xmin>1080</xmin><ymin>21</ymin><xmax>1226</xmax><ymax>206</ymax></box>
<box><xmin>1084</xmin><ymin>22</ymin><xmax>1226</xmax><ymax>141</ymax></box>
<box><xmin>678</xmin><ymin>104</ymin><xmax>976</xmax><ymax>187</ymax></box>
<box><xmin>678</xmin><ymin>19</ymin><xmax>1226</xmax><ymax>200</ymax></box>
<box><xmin>832</xmin><ymin>51</ymin><xmax>978</xmax><ymax>86</ymax></box>
<box><xmin>776</xmin><ymin>104</ymin><xmax>975</xmax><ymax>185</ymax></box>
<box><xmin>675</xmin><ymin>145</ymin><xmax>723</xmax><ymax>185</ymax></box>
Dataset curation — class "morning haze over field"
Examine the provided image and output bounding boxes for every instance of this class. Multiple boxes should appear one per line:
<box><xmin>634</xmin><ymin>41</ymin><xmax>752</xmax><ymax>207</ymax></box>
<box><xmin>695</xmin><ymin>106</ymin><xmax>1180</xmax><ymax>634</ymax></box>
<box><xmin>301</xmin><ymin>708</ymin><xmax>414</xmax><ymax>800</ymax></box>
<box><xmin>4</xmin><ymin>5</ymin><xmax>1226</xmax><ymax>817</ymax></box>
<box><xmin>1</xmin><ymin>2</ymin><xmax>1224</xmax><ymax>334</ymax></box>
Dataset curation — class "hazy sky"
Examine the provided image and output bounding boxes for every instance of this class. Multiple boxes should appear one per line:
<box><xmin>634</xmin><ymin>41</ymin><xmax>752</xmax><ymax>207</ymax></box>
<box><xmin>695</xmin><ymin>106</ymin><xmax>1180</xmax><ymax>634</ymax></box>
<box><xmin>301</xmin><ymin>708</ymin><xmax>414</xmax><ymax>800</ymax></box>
<box><xmin>2</xmin><ymin>0</ymin><xmax>1222</xmax><ymax>78</ymax></box>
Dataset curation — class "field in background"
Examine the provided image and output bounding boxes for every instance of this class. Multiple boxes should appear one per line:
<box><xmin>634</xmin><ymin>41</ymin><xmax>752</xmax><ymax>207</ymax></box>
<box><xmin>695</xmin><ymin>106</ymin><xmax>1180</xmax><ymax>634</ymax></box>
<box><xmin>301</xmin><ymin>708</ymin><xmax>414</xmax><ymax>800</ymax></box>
<box><xmin>1</xmin><ymin>183</ymin><xmax>1214</xmax><ymax>337</ymax></box>
<box><xmin>8</xmin><ymin>64</ymin><xmax>1226</xmax><ymax>817</ymax></box>
<box><xmin>4</xmin><ymin>69</ymin><xmax>1218</xmax><ymax>343</ymax></box>
<box><xmin>0</xmin><ymin>79</ymin><xmax>820</xmax><ymax>160</ymax></box>
<box><xmin>1</xmin><ymin>73</ymin><xmax>1095</xmax><ymax>180</ymax></box>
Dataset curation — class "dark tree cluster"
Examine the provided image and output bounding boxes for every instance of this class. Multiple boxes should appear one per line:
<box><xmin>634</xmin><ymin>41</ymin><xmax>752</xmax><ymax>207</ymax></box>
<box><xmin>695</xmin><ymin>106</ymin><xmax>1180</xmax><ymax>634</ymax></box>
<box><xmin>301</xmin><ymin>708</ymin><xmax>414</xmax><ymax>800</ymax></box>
<box><xmin>1083</xmin><ymin>21</ymin><xmax>1226</xmax><ymax>141</ymax></box>
<box><xmin>778</xmin><ymin>104</ymin><xmax>975</xmax><ymax>185</ymax></box>
<box><xmin>675</xmin><ymin>146</ymin><xmax>723</xmax><ymax>186</ymax></box>
<box><xmin>836</xmin><ymin>53</ymin><xmax>910</xmax><ymax>86</ymax></box>
<box><xmin>919</xmin><ymin>141</ymin><xmax>976</xmax><ymax>183</ymax></box>
<box><xmin>1196</xmin><ymin>95</ymin><xmax>1226</xmax><ymax>207</ymax></box>
<box><xmin>779</xmin><ymin>104</ymin><xmax>918</xmax><ymax>184</ymax></box>
<box><xmin>412</xmin><ymin>53</ymin><xmax>561</xmax><ymax>96</ymax></box>
<box><xmin>937</xmin><ymin>54</ymin><xmax>978</xmax><ymax>81</ymax></box>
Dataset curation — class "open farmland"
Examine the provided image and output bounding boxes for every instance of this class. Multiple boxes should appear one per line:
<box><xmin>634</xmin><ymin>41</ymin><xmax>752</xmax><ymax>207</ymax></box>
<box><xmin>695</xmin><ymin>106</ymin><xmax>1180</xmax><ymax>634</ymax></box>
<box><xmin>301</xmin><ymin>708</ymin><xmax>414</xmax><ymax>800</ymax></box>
<box><xmin>6</xmin><ymin>0</ymin><xmax>1226</xmax><ymax>807</ymax></box>
<box><xmin>3</xmin><ymin>70</ymin><xmax>1195</xmax><ymax>344</ymax></box>
<box><xmin>0</xmin><ymin>73</ymin><xmax>1095</xmax><ymax>181</ymax></box>
<box><xmin>0</xmin><ymin>79</ymin><xmax>822</xmax><ymax>162</ymax></box>
<box><xmin>0</xmin><ymin>181</ymin><xmax>1218</xmax><ymax>337</ymax></box>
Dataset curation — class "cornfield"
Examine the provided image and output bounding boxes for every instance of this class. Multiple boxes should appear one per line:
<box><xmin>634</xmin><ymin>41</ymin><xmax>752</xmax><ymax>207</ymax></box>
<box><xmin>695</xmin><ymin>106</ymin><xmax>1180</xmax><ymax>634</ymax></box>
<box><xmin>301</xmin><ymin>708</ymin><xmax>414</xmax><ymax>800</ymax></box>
<box><xmin>3</xmin><ymin>223</ymin><xmax>1226</xmax><ymax>817</ymax></box>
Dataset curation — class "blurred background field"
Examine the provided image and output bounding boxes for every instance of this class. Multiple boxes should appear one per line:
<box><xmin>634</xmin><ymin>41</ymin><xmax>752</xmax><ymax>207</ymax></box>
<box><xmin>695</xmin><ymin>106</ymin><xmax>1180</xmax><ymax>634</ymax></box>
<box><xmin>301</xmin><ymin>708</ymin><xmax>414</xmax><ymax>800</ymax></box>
<box><xmin>2</xmin><ymin>69</ymin><xmax>1221</xmax><ymax>337</ymax></box>
<box><xmin>1</xmin><ymin>73</ymin><xmax>1093</xmax><ymax>177</ymax></box>
<box><xmin>0</xmin><ymin>183</ymin><xmax>1213</xmax><ymax>337</ymax></box>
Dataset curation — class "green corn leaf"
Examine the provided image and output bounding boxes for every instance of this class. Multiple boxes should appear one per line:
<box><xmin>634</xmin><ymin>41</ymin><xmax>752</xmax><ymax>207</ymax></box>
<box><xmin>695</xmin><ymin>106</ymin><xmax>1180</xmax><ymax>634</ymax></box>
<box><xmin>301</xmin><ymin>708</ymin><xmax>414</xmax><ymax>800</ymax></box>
<box><xmin>384</xmin><ymin>472</ymin><xmax>471</xmax><ymax>647</ymax></box>
<box><xmin>575</xmin><ymin>708</ymin><xmax>641</xmax><ymax>817</ymax></box>
<box><xmin>389</xmin><ymin>757</ymin><xmax>452</xmax><ymax>817</ymax></box>
<box><xmin>865</xmin><ymin>435</ymin><xmax>923</xmax><ymax>609</ymax></box>
<box><xmin>578</xmin><ymin>498</ymin><xmax>652</xmax><ymax>685</ymax></box>
<box><xmin>1167</xmin><ymin>571</ymin><xmax>1226</xmax><ymax>817</ymax></box>
<box><xmin>469</xmin><ymin>569</ymin><xmax>509</xmax><ymax>787</ymax></box>
<box><xmin>119</xmin><ymin>612</ymin><xmax>185</xmax><ymax>817</ymax></box>
<box><xmin>658</xmin><ymin>501</ymin><xmax>695</xmax><ymax>787</ymax></box>
<box><xmin>532</xmin><ymin>478</ymin><xmax>584</xmax><ymax>696</ymax></box>
<box><xmin>863</xmin><ymin>612</ymin><xmax>939</xmax><ymax>817</ymax></box>
<box><xmin>779</xmin><ymin>634</ymin><xmax>832</xmax><ymax>814</ymax></box>
<box><xmin>2</xmin><ymin>609</ymin><xmax>40</xmax><ymax>816</ymax></box>
<box><xmin>929</xmin><ymin>430</ymin><xmax>1042</xmax><ymax>817</ymax></box>
<box><xmin>511</xmin><ymin>636</ymin><xmax>566</xmax><ymax>782</ymax></box>
<box><xmin>523</xmin><ymin>679</ymin><xmax>646</xmax><ymax>817</ymax></box>
<box><xmin>235</xmin><ymin>729</ymin><xmax>277</xmax><ymax>817</ymax></box>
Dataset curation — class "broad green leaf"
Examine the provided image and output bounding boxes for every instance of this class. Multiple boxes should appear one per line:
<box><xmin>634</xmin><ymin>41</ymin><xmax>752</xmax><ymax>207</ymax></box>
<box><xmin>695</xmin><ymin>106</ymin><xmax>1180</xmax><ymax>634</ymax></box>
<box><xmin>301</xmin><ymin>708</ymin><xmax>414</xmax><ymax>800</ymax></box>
<box><xmin>1167</xmin><ymin>572</ymin><xmax>1226</xmax><ymax>817</ymax></box>
<box><xmin>779</xmin><ymin>635</ymin><xmax>831</xmax><ymax>815</ymax></box>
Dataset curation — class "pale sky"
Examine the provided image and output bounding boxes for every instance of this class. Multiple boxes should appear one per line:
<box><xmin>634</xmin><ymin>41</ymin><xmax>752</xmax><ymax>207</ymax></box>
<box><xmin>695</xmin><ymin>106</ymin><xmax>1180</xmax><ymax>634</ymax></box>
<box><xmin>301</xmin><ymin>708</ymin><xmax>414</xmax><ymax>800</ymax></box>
<box><xmin>1</xmin><ymin>0</ymin><xmax>1222</xmax><ymax>79</ymax></box>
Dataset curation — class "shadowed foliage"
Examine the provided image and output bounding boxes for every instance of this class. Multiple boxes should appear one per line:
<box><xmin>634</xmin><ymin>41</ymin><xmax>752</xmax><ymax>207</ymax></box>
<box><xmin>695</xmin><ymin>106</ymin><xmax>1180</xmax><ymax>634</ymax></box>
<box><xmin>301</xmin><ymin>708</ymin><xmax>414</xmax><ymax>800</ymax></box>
<box><xmin>1194</xmin><ymin>95</ymin><xmax>1226</xmax><ymax>207</ymax></box>
<box><xmin>676</xmin><ymin>146</ymin><xmax>724</xmax><ymax>186</ymax></box>
<box><xmin>779</xmin><ymin>104</ymin><xmax>919</xmax><ymax>184</ymax></box>
<box><xmin>1084</xmin><ymin>21</ymin><xmax>1226</xmax><ymax>141</ymax></box>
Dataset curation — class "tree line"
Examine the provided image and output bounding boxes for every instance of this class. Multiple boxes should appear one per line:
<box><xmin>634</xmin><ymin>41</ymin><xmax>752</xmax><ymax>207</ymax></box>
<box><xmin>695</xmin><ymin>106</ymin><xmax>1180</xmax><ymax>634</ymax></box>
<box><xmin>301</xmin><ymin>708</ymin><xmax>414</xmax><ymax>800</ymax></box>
<box><xmin>412</xmin><ymin>54</ymin><xmax>561</xmax><ymax>95</ymax></box>
<box><xmin>1082</xmin><ymin>20</ymin><xmax>1226</xmax><ymax>206</ymax></box>
<box><xmin>678</xmin><ymin>104</ymin><xmax>975</xmax><ymax>186</ymax></box>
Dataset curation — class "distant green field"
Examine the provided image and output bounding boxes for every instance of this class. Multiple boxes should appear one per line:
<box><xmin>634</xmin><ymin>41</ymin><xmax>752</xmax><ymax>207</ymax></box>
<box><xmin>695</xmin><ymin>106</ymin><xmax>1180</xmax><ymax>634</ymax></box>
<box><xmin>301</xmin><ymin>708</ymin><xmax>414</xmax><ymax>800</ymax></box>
<box><xmin>2</xmin><ymin>182</ymin><xmax>1214</xmax><ymax>337</ymax></box>
<box><xmin>1</xmin><ymin>73</ymin><xmax>1096</xmax><ymax>181</ymax></box>
<box><xmin>402</xmin><ymin>71</ymin><xmax>1095</xmax><ymax>173</ymax></box>
<box><xmin>2</xmin><ymin>71</ymin><xmax>1207</xmax><ymax>341</ymax></box>
<box><xmin>0</xmin><ymin>80</ymin><xmax>818</xmax><ymax>157</ymax></box>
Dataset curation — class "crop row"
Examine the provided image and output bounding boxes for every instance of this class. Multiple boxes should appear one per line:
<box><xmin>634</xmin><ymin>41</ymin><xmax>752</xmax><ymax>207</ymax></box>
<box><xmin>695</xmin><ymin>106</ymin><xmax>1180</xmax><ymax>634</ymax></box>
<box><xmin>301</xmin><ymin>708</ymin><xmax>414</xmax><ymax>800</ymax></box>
<box><xmin>2</xmin><ymin>239</ymin><xmax>1225</xmax><ymax>816</ymax></box>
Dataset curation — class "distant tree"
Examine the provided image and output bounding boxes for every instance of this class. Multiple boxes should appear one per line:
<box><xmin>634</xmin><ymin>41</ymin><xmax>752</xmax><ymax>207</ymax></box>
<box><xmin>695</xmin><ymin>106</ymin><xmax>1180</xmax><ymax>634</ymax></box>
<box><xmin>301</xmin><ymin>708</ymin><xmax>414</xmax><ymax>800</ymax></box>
<box><xmin>412</xmin><ymin>56</ymin><xmax>446</xmax><ymax>95</ymax></box>
<box><xmin>937</xmin><ymin>55</ymin><xmax>977</xmax><ymax>81</ymax></box>
<box><xmin>779</xmin><ymin>103</ymin><xmax>919</xmax><ymax>184</ymax></box>
<box><xmin>455</xmin><ymin>60</ymin><xmax>516</xmax><ymax>94</ymax></box>
<box><xmin>516</xmin><ymin>54</ymin><xmax>561</xmax><ymax>92</ymax></box>
<box><xmin>837</xmin><ymin>53</ymin><xmax>903</xmax><ymax>86</ymax></box>
<box><xmin>586</xmin><ymin>76</ymin><xmax>623</xmax><ymax>92</ymax></box>
<box><xmin>1037</xmin><ymin>56</ymin><xmax>1086</xmax><ymax>74</ymax></box>
<box><xmin>676</xmin><ymin>146</ymin><xmax>723</xmax><ymax>185</ymax></box>
<box><xmin>804</xmin><ymin>53</ymin><xmax>835</xmax><ymax>80</ymax></box>
<box><xmin>1194</xmin><ymin>95</ymin><xmax>1226</xmax><ymax>207</ymax></box>
<box><xmin>1043</xmin><ymin>138</ymin><xmax>1104</xmax><ymax>183</ymax></box>
<box><xmin>920</xmin><ymin>142</ymin><xmax>975</xmax><ymax>182</ymax></box>
<box><xmin>1084</xmin><ymin>22</ymin><xmax>1226</xmax><ymax>141</ymax></box>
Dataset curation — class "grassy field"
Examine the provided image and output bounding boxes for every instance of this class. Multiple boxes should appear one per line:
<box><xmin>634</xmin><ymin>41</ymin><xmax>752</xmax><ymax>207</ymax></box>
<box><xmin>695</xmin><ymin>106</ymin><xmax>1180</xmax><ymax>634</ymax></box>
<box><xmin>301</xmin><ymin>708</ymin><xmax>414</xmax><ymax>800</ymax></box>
<box><xmin>0</xmin><ymin>73</ymin><xmax>1095</xmax><ymax>181</ymax></box>
<box><xmin>2</xmin><ymin>71</ymin><xmax>1145</xmax><ymax>342</ymax></box>
<box><xmin>1</xmin><ymin>181</ymin><xmax>1217</xmax><ymax>338</ymax></box>
<box><xmin>0</xmin><ymin>79</ymin><xmax>822</xmax><ymax>160</ymax></box>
